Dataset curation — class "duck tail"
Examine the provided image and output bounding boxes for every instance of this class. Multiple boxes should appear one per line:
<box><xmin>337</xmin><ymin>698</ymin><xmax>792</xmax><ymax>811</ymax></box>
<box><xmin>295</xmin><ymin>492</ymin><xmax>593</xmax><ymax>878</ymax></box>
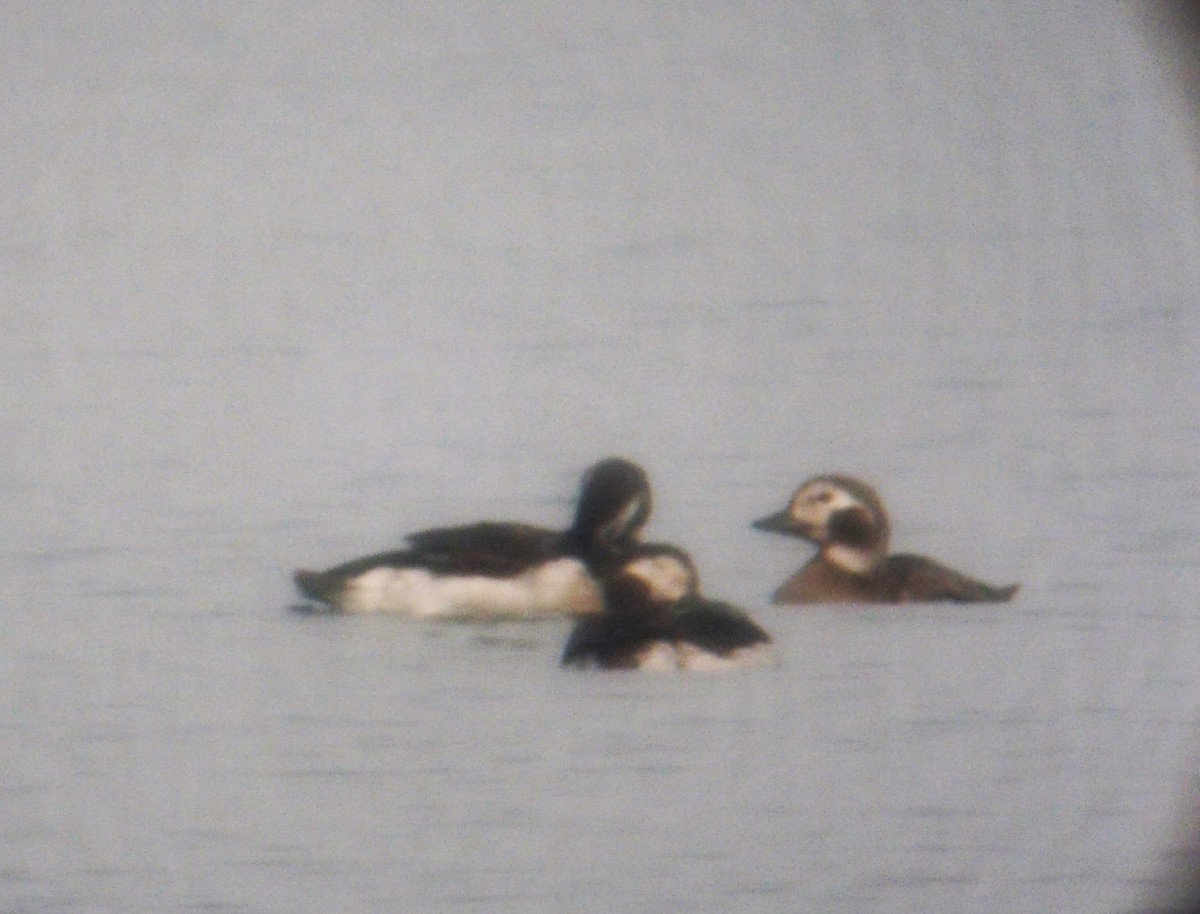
<box><xmin>293</xmin><ymin>568</ymin><xmax>329</xmax><ymax>603</ymax></box>
<box><xmin>985</xmin><ymin>582</ymin><xmax>1021</xmax><ymax>602</ymax></box>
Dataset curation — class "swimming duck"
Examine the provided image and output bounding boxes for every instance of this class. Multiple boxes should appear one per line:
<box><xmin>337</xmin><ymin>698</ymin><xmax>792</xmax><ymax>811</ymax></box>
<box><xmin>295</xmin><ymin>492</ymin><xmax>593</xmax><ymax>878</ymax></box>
<box><xmin>752</xmin><ymin>474</ymin><xmax>1020</xmax><ymax>604</ymax></box>
<box><xmin>293</xmin><ymin>457</ymin><xmax>652</xmax><ymax>617</ymax></box>
<box><xmin>561</xmin><ymin>542</ymin><xmax>774</xmax><ymax>670</ymax></box>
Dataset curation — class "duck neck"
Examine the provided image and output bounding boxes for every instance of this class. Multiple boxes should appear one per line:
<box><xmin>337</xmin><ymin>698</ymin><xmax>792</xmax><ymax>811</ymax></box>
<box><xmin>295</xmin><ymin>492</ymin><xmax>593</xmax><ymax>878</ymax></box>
<box><xmin>823</xmin><ymin>542</ymin><xmax>883</xmax><ymax>576</ymax></box>
<box><xmin>823</xmin><ymin>504</ymin><xmax>889</xmax><ymax>576</ymax></box>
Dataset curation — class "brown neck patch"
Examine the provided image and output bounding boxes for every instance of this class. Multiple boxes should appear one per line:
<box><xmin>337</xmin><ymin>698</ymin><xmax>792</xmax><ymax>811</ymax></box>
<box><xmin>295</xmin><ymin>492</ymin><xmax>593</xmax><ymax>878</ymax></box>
<box><xmin>827</xmin><ymin>505</ymin><xmax>886</xmax><ymax>554</ymax></box>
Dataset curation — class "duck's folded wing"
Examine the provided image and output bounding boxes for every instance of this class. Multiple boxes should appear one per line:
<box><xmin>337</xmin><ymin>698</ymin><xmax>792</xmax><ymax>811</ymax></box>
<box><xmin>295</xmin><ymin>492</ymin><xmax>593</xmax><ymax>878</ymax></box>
<box><xmin>881</xmin><ymin>554</ymin><xmax>1020</xmax><ymax>603</ymax></box>
<box><xmin>671</xmin><ymin>599</ymin><xmax>772</xmax><ymax>653</ymax></box>
<box><xmin>405</xmin><ymin>522</ymin><xmax>564</xmax><ymax>576</ymax></box>
<box><xmin>561</xmin><ymin>615</ymin><xmax>660</xmax><ymax>669</ymax></box>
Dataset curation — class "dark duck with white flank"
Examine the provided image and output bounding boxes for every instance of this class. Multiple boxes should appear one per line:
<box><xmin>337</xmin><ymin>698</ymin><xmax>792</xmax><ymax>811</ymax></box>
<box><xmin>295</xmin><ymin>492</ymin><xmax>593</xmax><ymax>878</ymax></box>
<box><xmin>293</xmin><ymin>457</ymin><xmax>652</xmax><ymax>618</ymax></box>
<box><xmin>752</xmin><ymin>474</ymin><xmax>1020</xmax><ymax>604</ymax></box>
<box><xmin>561</xmin><ymin>542</ymin><xmax>774</xmax><ymax>671</ymax></box>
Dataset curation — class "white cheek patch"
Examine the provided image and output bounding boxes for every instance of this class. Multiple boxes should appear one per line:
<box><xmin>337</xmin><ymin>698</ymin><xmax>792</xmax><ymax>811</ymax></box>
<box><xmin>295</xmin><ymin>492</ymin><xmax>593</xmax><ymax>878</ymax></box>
<box><xmin>599</xmin><ymin>495</ymin><xmax>646</xmax><ymax>543</ymax></box>
<box><xmin>623</xmin><ymin>555</ymin><xmax>694</xmax><ymax>602</ymax></box>
<box><xmin>790</xmin><ymin>485</ymin><xmax>861</xmax><ymax>525</ymax></box>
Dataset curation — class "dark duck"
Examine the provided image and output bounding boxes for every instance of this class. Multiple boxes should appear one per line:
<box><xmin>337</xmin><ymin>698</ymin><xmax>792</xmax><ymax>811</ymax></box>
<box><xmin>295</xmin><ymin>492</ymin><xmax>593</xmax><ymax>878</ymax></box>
<box><xmin>752</xmin><ymin>474</ymin><xmax>1020</xmax><ymax>604</ymax></box>
<box><xmin>293</xmin><ymin>457</ymin><xmax>652</xmax><ymax>618</ymax></box>
<box><xmin>561</xmin><ymin>542</ymin><xmax>774</xmax><ymax>671</ymax></box>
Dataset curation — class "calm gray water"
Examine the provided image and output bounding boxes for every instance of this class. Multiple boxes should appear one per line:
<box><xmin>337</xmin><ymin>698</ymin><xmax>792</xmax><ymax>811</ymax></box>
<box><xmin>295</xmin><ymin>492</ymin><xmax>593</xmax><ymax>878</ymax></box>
<box><xmin>3</xmin><ymin>3</ymin><xmax>1200</xmax><ymax>912</ymax></box>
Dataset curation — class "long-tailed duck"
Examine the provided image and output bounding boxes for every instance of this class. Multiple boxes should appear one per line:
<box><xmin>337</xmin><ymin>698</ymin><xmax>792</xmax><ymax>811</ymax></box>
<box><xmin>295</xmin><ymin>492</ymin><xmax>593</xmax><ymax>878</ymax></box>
<box><xmin>293</xmin><ymin>457</ymin><xmax>651</xmax><ymax>618</ymax></box>
<box><xmin>752</xmin><ymin>474</ymin><xmax>1019</xmax><ymax>604</ymax></box>
<box><xmin>561</xmin><ymin>542</ymin><xmax>774</xmax><ymax>671</ymax></box>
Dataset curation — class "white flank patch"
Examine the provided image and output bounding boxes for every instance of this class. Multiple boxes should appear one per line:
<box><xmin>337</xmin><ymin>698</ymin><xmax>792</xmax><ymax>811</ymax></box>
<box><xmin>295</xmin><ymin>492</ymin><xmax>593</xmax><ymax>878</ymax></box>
<box><xmin>675</xmin><ymin>642</ymin><xmax>777</xmax><ymax>672</ymax></box>
<box><xmin>622</xmin><ymin>641</ymin><xmax>778</xmax><ymax>672</ymax></box>
<box><xmin>336</xmin><ymin>558</ymin><xmax>601</xmax><ymax>618</ymax></box>
<box><xmin>634</xmin><ymin>641</ymin><xmax>681</xmax><ymax>671</ymax></box>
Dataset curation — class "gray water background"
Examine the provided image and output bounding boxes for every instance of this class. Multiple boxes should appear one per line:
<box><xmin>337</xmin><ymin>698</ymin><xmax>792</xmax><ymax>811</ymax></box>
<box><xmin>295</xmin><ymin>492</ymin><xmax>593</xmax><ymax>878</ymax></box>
<box><xmin>3</xmin><ymin>3</ymin><xmax>1200</xmax><ymax>912</ymax></box>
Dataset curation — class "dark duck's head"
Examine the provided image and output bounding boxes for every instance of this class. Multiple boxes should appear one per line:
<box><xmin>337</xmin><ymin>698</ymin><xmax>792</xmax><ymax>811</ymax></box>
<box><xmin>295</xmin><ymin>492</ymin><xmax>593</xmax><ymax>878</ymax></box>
<box><xmin>753</xmin><ymin>474</ymin><xmax>890</xmax><ymax>576</ymax></box>
<box><xmin>568</xmin><ymin>457</ymin><xmax>652</xmax><ymax>568</ymax></box>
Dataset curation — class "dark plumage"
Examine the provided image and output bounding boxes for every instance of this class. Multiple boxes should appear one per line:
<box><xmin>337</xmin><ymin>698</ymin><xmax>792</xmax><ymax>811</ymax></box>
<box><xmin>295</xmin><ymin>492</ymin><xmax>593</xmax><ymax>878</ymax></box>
<box><xmin>561</xmin><ymin>543</ymin><xmax>774</xmax><ymax>670</ymax></box>
<box><xmin>292</xmin><ymin>457</ymin><xmax>652</xmax><ymax>617</ymax></box>
<box><xmin>752</xmin><ymin>474</ymin><xmax>1019</xmax><ymax>604</ymax></box>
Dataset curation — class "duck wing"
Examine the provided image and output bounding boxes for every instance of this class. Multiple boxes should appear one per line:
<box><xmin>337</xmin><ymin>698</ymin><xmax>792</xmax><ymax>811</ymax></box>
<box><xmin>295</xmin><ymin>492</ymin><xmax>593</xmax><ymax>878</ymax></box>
<box><xmin>878</xmin><ymin>554</ymin><xmax>1020</xmax><ymax>603</ymax></box>
<box><xmin>670</xmin><ymin>598</ymin><xmax>772</xmax><ymax>654</ymax></box>
<box><xmin>405</xmin><ymin>522</ymin><xmax>565</xmax><ymax>576</ymax></box>
<box><xmin>560</xmin><ymin>613</ymin><xmax>664</xmax><ymax>669</ymax></box>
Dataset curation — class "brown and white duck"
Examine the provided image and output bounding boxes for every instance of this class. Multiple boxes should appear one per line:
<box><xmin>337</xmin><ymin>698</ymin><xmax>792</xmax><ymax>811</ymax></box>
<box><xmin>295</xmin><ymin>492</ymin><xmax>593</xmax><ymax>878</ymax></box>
<box><xmin>753</xmin><ymin>474</ymin><xmax>1019</xmax><ymax>604</ymax></box>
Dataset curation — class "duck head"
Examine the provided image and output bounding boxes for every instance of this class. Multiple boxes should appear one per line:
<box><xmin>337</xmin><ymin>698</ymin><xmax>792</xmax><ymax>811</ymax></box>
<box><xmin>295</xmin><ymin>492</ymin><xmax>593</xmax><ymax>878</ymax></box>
<box><xmin>602</xmin><ymin>542</ymin><xmax>699</xmax><ymax>614</ymax></box>
<box><xmin>569</xmin><ymin>457</ymin><xmax>652</xmax><ymax>564</ymax></box>
<box><xmin>753</xmin><ymin>474</ymin><xmax>890</xmax><ymax>575</ymax></box>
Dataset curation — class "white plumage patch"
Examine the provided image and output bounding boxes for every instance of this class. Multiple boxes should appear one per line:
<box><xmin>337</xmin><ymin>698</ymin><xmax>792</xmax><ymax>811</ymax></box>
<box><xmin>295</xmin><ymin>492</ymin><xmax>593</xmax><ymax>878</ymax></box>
<box><xmin>824</xmin><ymin>542</ymin><xmax>878</xmax><ymax>575</ymax></box>
<box><xmin>633</xmin><ymin>641</ymin><xmax>681</xmax><ymax>671</ymax></box>
<box><xmin>789</xmin><ymin>480</ymin><xmax>862</xmax><ymax>526</ymax></box>
<box><xmin>622</xmin><ymin>554</ymin><xmax>695</xmax><ymax>602</ymax></box>
<box><xmin>674</xmin><ymin>641</ymin><xmax>777</xmax><ymax>671</ymax></box>
<box><xmin>335</xmin><ymin>558</ymin><xmax>602</xmax><ymax>618</ymax></box>
<box><xmin>598</xmin><ymin>494</ymin><xmax>647</xmax><ymax>544</ymax></box>
<box><xmin>632</xmin><ymin>640</ymin><xmax>776</xmax><ymax>672</ymax></box>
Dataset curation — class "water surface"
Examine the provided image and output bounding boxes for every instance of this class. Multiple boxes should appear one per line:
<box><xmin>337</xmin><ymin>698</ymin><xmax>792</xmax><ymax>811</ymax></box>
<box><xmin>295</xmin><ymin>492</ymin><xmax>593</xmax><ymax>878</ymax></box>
<box><xmin>2</xmin><ymin>3</ymin><xmax>1199</xmax><ymax>912</ymax></box>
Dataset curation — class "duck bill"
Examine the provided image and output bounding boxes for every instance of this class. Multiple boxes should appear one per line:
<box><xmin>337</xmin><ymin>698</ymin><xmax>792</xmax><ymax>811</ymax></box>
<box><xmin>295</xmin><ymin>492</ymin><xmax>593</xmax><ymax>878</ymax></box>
<box><xmin>751</xmin><ymin>509</ymin><xmax>804</xmax><ymax>537</ymax></box>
